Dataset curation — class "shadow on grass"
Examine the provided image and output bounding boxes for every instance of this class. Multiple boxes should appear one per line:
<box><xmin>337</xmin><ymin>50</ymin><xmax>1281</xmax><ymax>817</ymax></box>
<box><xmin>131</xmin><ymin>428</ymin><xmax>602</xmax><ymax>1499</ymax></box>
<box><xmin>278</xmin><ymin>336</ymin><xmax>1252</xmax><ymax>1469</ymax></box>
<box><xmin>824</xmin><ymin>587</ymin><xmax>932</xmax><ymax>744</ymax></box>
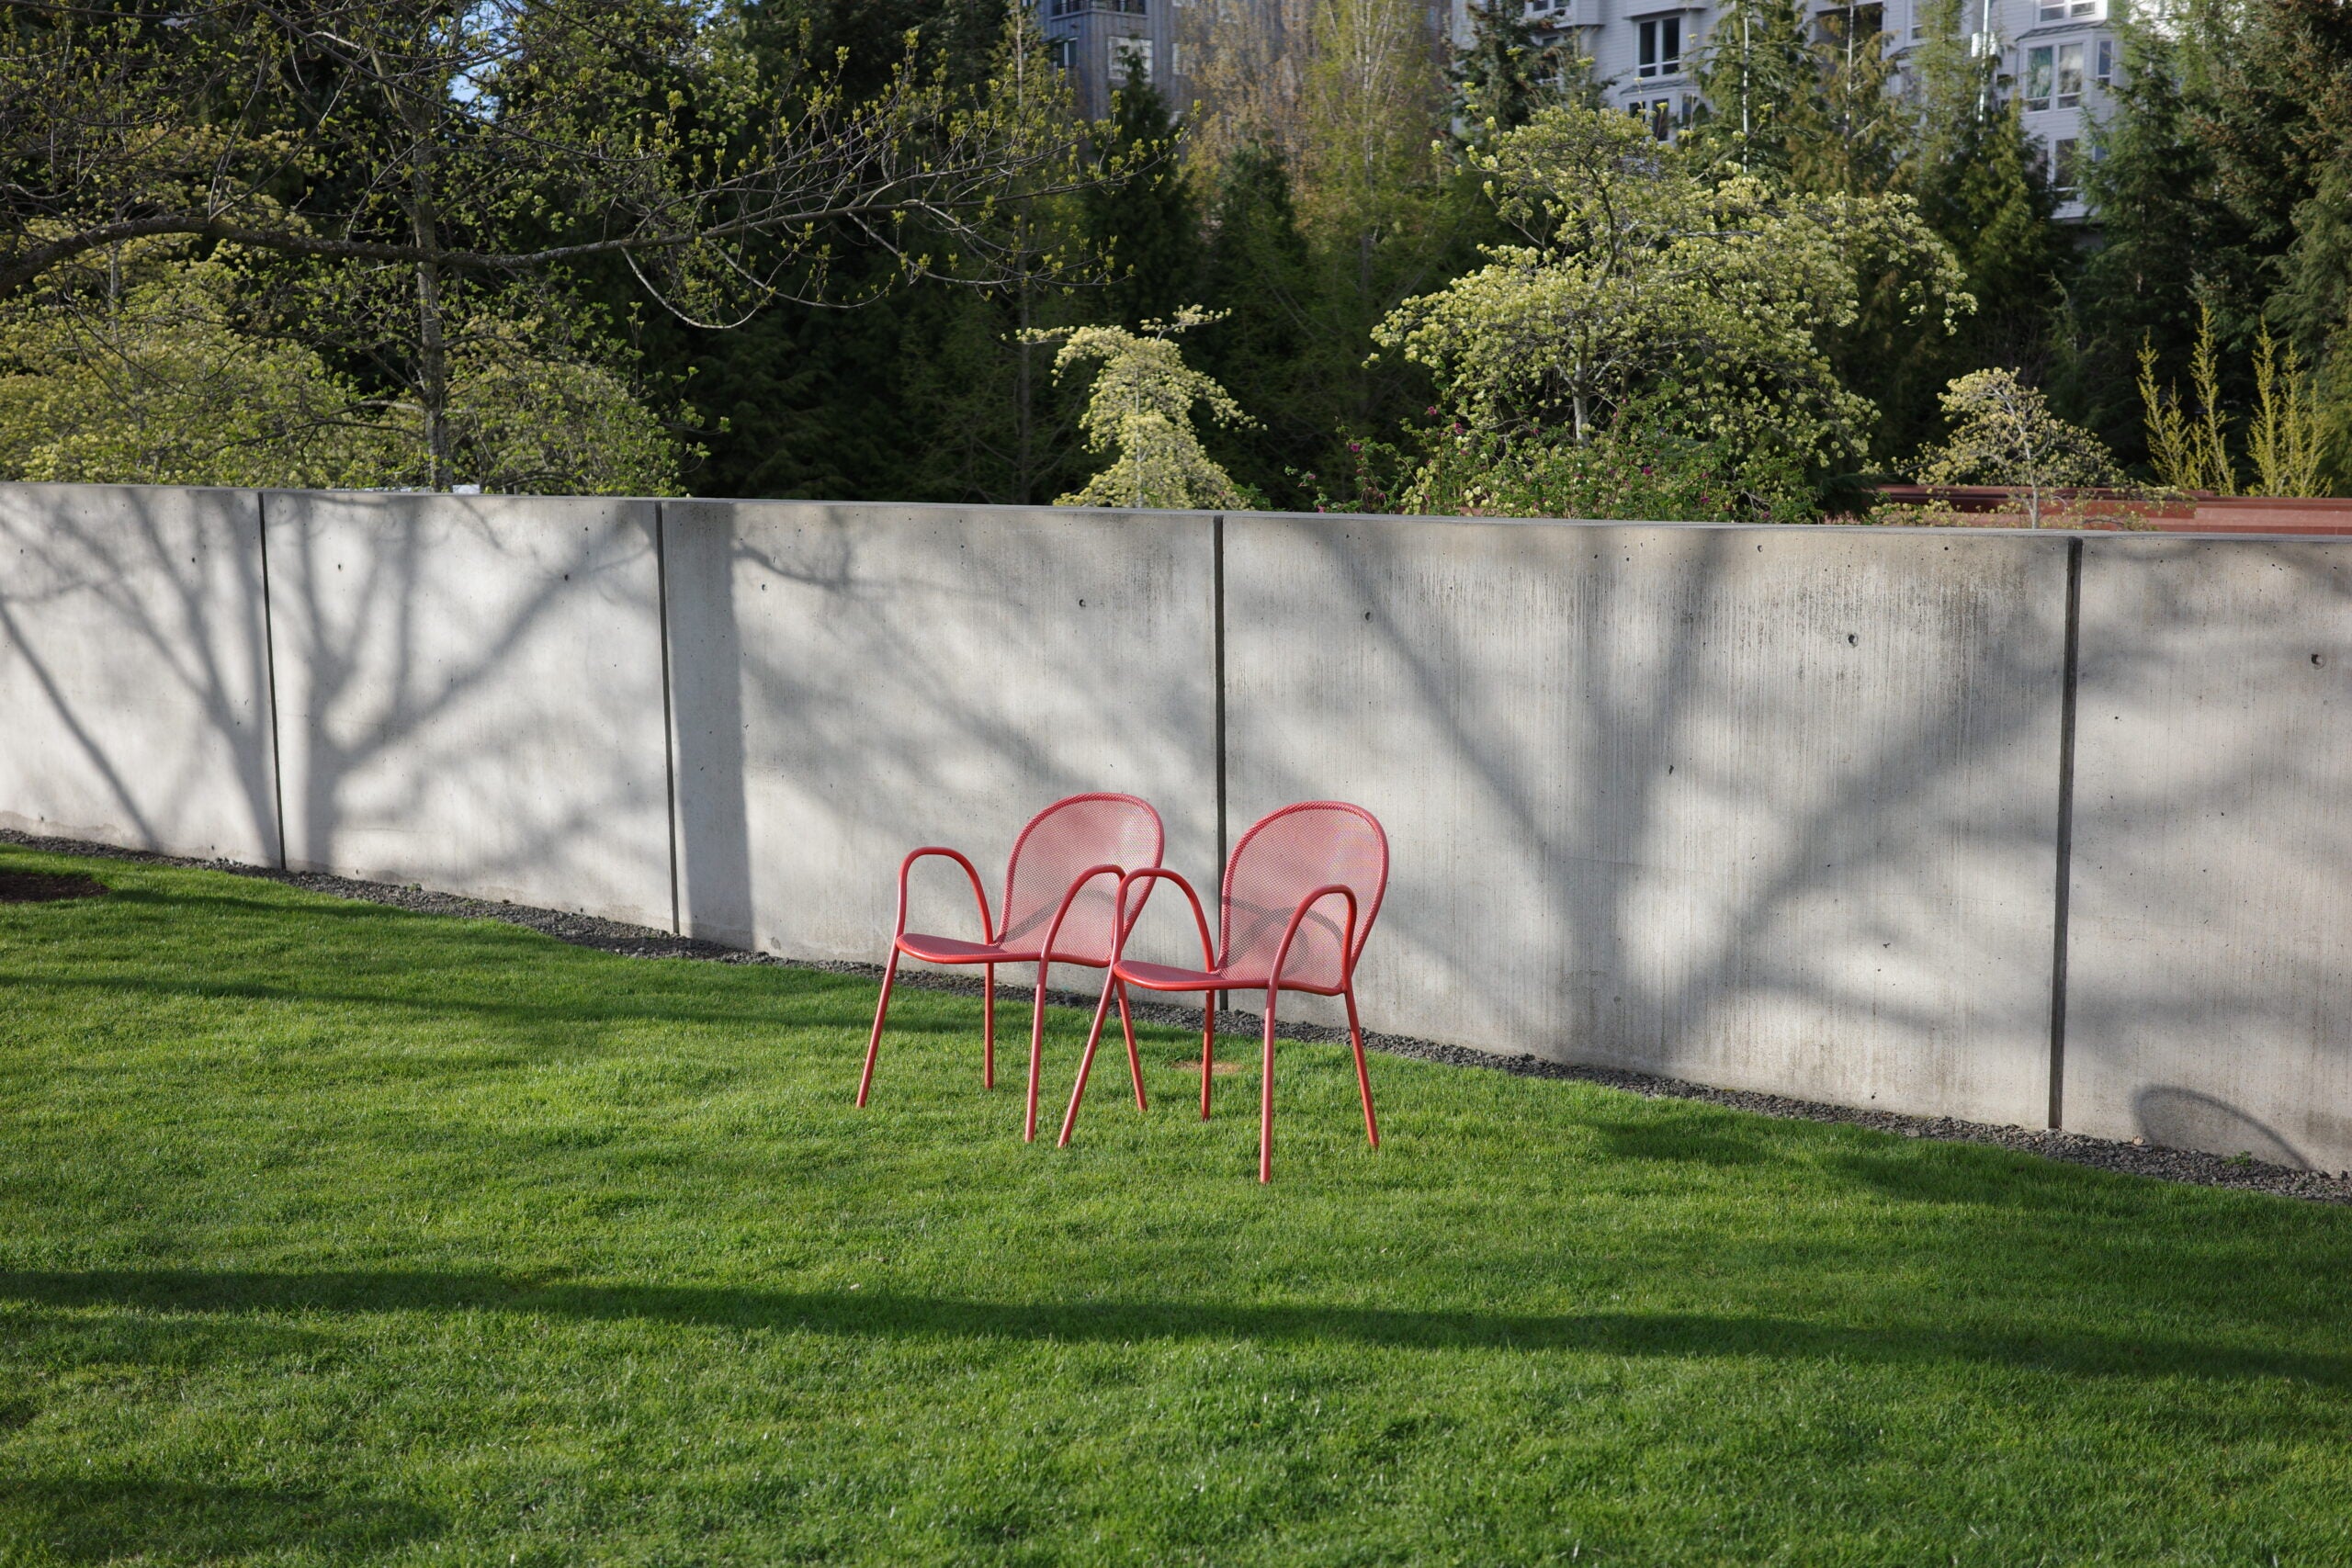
<box><xmin>3</xmin><ymin>1269</ymin><xmax>2339</xmax><ymax>1389</ymax></box>
<box><xmin>0</xmin><ymin>964</ymin><xmax>1182</xmax><ymax>1045</ymax></box>
<box><xmin>0</xmin><ymin>1477</ymin><xmax>442</xmax><ymax>1564</ymax></box>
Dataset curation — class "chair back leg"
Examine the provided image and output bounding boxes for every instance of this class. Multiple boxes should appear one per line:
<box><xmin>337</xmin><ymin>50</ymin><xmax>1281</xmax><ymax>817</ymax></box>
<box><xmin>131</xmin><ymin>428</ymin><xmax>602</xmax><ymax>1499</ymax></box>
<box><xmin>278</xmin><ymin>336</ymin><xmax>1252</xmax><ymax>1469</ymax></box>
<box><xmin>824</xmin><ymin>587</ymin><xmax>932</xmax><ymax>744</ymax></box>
<box><xmin>1259</xmin><ymin>993</ymin><xmax>1280</xmax><ymax>1184</ymax></box>
<box><xmin>983</xmin><ymin>964</ymin><xmax>997</xmax><ymax>1089</ymax></box>
<box><xmin>1343</xmin><ymin>986</ymin><xmax>1380</xmax><ymax>1149</ymax></box>
<box><xmin>1116</xmin><ymin>983</ymin><xmax>1148</xmax><ymax>1112</ymax></box>
<box><xmin>857</xmin><ymin>948</ymin><xmax>903</xmax><ymax>1107</ymax></box>
<box><xmin>1199</xmin><ymin>998</ymin><xmax>1216</xmax><ymax>1121</ymax></box>
<box><xmin>1057</xmin><ymin>971</ymin><xmax>1122</xmax><ymax>1146</ymax></box>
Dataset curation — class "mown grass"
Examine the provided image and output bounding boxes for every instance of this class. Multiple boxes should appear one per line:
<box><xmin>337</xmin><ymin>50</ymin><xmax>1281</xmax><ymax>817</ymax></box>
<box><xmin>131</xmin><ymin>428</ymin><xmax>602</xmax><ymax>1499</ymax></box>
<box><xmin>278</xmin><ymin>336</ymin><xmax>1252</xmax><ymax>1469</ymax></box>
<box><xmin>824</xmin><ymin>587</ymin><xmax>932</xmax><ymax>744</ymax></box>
<box><xmin>2</xmin><ymin>842</ymin><xmax>2349</xmax><ymax>1566</ymax></box>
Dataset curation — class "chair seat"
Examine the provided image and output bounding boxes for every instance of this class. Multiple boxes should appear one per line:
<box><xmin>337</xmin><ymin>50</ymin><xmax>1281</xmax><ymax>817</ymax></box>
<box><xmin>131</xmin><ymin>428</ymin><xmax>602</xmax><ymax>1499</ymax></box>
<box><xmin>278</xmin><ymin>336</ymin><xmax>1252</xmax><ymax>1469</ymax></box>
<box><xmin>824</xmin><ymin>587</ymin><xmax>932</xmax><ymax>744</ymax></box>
<box><xmin>896</xmin><ymin>931</ymin><xmax>1111</xmax><ymax>967</ymax></box>
<box><xmin>1114</xmin><ymin>958</ymin><xmax>1344</xmax><ymax>997</ymax></box>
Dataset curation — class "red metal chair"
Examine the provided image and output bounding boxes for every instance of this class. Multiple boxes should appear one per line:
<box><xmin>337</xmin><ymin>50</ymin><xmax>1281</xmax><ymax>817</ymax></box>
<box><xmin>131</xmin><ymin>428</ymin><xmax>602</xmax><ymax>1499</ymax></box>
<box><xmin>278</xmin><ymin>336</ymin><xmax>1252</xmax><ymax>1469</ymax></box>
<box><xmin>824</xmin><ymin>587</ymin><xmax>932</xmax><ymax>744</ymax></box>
<box><xmin>857</xmin><ymin>793</ymin><xmax>1163</xmax><ymax>1142</ymax></box>
<box><xmin>1057</xmin><ymin>801</ymin><xmax>1387</xmax><ymax>1182</ymax></box>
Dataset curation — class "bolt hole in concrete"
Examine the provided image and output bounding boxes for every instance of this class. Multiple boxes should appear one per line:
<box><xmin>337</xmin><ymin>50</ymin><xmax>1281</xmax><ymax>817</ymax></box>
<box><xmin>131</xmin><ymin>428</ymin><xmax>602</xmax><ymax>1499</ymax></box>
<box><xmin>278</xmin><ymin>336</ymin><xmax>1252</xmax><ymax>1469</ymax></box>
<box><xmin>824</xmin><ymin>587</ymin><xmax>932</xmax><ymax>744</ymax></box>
<box><xmin>2314</xmin><ymin>652</ymin><xmax>2326</xmax><ymax>667</ymax></box>
<box><xmin>0</xmin><ymin>871</ymin><xmax>108</xmax><ymax>904</ymax></box>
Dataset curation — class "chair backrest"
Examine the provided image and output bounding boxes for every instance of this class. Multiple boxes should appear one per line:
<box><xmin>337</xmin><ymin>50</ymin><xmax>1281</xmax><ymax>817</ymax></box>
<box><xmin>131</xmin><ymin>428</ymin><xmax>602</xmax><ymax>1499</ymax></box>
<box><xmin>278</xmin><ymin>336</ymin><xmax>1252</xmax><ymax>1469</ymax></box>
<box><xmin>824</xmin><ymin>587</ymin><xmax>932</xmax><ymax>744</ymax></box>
<box><xmin>997</xmin><ymin>793</ymin><xmax>1164</xmax><ymax>959</ymax></box>
<box><xmin>1220</xmin><ymin>801</ymin><xmax>1388</xmax><ymax>990</ymax></box>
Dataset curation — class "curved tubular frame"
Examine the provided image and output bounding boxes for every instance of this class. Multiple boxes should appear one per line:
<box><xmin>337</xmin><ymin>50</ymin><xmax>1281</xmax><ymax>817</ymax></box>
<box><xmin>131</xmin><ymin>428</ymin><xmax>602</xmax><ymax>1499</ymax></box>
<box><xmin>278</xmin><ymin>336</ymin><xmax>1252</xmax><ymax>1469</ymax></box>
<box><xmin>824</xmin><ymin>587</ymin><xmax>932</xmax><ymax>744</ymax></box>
<box><xmin>1057</xmin><ymin>868</ymin><xmax>1217</xmax><ymax>1147</ymax></box>
<box><xmin>1259</xmin><ymin>885</ymin><xmax>1375</xmax><ymax>1184</ymax></box>
<box><xmin>1022</xmin><ymin>863</ymin><xmax>1125</xmax><ymax>1144</ymax></box>
<box><xmin>858</xmin><ymin>847</ymin><xmax>996</xmax><ymax>1109</ymax></box>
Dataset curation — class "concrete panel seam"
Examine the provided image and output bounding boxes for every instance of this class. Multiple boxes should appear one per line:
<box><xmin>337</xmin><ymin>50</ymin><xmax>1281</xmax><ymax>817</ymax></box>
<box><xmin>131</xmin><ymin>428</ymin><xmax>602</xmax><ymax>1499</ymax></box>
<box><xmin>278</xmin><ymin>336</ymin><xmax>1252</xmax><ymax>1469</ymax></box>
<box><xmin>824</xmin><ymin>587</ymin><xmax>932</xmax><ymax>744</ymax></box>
<box><xmin>2048</xmin><ymin>534</ymin><xmax>2083</xmax><ymax>1129</ymax></box>
<box><xmin>656</xmin><ymin>500</ymin><xmax>682</xmax><ymax>936</ymax></box>
<box><xmin>256</xmin><ymin>490</ymin><xmax>289</xmax><ymax>870</ymax></box>
<box><xmin>1213</xmin><ymin>511</ymin><xmax>1228</xmax><ymax>879</ymax></box>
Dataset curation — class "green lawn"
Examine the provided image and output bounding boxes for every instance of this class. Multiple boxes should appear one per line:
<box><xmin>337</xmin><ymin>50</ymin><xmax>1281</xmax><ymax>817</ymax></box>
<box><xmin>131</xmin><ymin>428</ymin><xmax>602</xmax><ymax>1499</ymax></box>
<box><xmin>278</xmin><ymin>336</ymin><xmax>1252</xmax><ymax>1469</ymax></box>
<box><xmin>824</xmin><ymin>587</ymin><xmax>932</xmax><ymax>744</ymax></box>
<box><xmin>3</xmin><ymin>844</ymin><xmax>2350</xmax><ymax>1566</ymax></box>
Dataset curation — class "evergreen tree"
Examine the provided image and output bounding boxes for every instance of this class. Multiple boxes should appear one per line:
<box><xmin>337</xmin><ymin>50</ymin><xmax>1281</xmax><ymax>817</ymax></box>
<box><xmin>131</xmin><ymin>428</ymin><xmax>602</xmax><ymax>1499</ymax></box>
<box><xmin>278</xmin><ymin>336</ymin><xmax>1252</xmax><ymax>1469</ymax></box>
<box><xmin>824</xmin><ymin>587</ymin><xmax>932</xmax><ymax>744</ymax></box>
<box><xmin>1193</xmin><ymin>143</ymin><xmax>1318</xmax><ymax>502</ymax></box>
<box><xmin>1084</xmin><ymin>63</ymin><xmax>1202</xmax><ymax>331</ymax></box>
<box><xmin>1891</xmin><ymin>0</ymin><xmax>2070</xmax><ymax>454</ymax></box>
<box><xmin>2072</xmin><ymin>17</ymin><xmax>2259</xmax><ymax>463</ymax></box>
<box><xmin>1690</xmin><ymin>0</ymin><xmax>1821</xmax><ymax>178</ymax></box>
<box><xmin>1449</xmin><ymin>1</ymin><xmax>1570</xmax><ymax>145</ymax></box>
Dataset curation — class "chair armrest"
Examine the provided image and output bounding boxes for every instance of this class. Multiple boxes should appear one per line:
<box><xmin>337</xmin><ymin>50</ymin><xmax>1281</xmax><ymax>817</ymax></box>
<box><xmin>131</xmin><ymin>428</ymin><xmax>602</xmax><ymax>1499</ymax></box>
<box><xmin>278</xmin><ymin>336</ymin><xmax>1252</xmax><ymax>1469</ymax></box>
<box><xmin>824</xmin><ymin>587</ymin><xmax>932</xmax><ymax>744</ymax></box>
<box><xmin>1267</xmin><ymin>884</ymin><xmax>1358</xmax><ymax>994</ymax></box>
<box><xmin>1035</xmin><ymin>863</ymin><xmax>1127</xmax><ymax>963</ymax></box>
<box><xmin>895</xmin><ymin>847</ymin><xmax>993</xmax><ymax>943</ymax></box>
<box><xmin>1112</xmin><ymin>867</ymin><xmax>1217</xmax><ymax>972</ymax></box>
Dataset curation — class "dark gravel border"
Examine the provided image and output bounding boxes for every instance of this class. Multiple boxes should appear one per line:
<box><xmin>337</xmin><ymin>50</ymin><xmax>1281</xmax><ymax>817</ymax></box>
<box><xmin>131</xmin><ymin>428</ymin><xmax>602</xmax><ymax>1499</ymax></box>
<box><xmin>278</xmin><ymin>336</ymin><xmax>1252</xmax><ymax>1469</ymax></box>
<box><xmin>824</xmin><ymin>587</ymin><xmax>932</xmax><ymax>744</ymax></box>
<box><xmin>9</xmin><ymin>826</ymin><xmax>2350</xmax><ymax>1207</ymax></box>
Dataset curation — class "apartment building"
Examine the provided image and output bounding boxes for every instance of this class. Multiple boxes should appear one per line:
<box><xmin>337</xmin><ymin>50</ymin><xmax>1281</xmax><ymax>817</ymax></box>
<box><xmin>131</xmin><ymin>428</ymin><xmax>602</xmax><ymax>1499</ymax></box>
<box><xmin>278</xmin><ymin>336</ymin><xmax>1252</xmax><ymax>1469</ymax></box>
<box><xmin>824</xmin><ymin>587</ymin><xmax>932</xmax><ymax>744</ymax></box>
<box><xmin>1036</xmin><ymin>0</ymin><xmax>1182</xmax><ymax>119</ymax></box>
<box><xmin>1035</xmin><ymin>0</ymin><xmax>2115</xmax><ymax>220</ymax></box>
<box><xmin>1501</xmin><ymin>0</ymin><xmax>2116</xmax><ymax>218</ymax></box>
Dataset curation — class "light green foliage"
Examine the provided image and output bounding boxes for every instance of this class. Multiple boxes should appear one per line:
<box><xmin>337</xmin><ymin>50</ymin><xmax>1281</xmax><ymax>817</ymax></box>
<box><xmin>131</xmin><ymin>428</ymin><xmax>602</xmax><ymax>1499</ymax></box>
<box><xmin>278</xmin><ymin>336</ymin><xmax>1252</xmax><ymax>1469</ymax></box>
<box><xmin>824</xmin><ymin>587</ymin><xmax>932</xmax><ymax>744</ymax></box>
<box><xmin>0</xmin><ymin>247</ymin><xmax>401</xmax><ymax>490</ymax></box>
<box><xmin>0</xmin><ymin>244</ymin><xmax>684</xmax><ymax>496</ymax></box>
<box><xmin>1030</xmin><ymin>309</ymin><xmax>1252</xmax><ymax>508</ymax></box>
<box><xmin>2142</xmin><ymin>306</ymin><xmax>2329</xmax><ymax>499</ymax></box>
<box><xmin>1405</xmin><ymin>415</ymin><xmax>1812</xmax><ymax>523</ymax></box>
<box><xmin>7</xmin><ymin>843</ymin><xmax>2352</xmax><ymax>1562</ymax></box>
<box><xmin>1374</xmin><ymin>106</ymin><xmax>1967</xmax><ymax>515</ymax></box>
<box><xmin>1917</xmin><ymin>367</ymin><xmax>2120</xmax><ymax>525</ymax></box>
<box><xmin>2138</xmin><ymin>306</ymin><xmax>2238</xmax><ymax>495</ymax></box>
<box><xmin>436</xmin><ymin>324</ymin><xmax>686</xmax><ymax>497</ymax></box>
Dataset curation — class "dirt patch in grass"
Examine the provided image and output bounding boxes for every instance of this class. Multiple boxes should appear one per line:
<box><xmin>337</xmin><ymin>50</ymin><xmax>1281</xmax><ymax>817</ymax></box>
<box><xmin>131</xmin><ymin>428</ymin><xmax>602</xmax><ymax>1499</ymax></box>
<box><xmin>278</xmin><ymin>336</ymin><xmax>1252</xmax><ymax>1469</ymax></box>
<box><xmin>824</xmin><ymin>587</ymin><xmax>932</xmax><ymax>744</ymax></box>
<box><xmin>0</xmin><ymin>870</ymin><xmax>107</xmax><ymax>904</ymax></box>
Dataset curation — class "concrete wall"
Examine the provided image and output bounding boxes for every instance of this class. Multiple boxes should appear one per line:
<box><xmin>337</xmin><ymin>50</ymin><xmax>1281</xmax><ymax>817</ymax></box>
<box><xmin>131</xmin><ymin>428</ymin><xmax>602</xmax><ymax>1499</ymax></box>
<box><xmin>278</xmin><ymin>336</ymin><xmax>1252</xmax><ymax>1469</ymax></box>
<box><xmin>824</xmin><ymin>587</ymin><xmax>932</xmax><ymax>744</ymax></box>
<box><xmin>2065</xmin><ymin>536</ymin><xmax>2352</xmax><ymax>1170</ymax></box>
<box><xmin>263</xmin><ymin>491</ymin><xmax>673</xmax><ymax>930</ymax></box>
<box><xmin>14</xmin><ymin>481</ymin><xmax>2352</xmax><ymax>1170</ymax></box>
<box><xmin>0</xmin><ymin>484</ymin><xmax>278</xmax><ymax>863</ymax></box>
<box><xmin>662</xmin><ymin>501</ymin><xmax>1219</xmax><ymax>967</ymax></box>
<box><xmin>1223</xmin><ymin>515</ymin><xmax>2070</xmax><ymax>1126</ymax></box>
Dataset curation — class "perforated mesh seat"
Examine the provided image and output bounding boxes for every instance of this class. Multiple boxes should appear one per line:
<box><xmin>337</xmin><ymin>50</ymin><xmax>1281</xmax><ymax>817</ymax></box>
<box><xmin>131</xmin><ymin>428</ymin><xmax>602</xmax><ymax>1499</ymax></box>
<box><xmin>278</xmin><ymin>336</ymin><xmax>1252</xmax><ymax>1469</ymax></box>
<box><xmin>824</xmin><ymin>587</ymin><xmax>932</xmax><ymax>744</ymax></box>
<box><xmin>858</xmin><ymin>794</ymin><xmax>1163</xmax><ymax>1141</ymax></box>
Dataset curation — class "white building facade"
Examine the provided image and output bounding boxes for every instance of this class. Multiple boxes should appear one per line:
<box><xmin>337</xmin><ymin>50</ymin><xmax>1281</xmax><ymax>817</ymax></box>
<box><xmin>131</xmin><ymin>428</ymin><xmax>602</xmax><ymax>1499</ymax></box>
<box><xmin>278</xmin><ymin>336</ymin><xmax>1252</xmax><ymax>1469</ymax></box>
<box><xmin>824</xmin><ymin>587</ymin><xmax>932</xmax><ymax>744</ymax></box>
<box><xmin>1034</xmin><ymin>0</ymin><xmax>2115</xmax><ymax>220</ymax></box>
<box><xmin>1492</xmin><ymin>0</ymin><xmax>2116</xmax><ymax>218</ymax></box>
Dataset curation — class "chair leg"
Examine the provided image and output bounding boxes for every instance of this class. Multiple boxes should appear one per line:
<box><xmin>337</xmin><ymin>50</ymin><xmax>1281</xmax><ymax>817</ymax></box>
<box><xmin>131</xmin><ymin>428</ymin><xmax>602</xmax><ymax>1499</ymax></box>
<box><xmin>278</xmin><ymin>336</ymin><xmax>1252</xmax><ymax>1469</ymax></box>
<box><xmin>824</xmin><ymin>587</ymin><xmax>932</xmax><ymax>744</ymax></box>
<box><xmin>1027</xmin><ymin>958</ymin><xmax>1054</xmax><ymax>1122</ymax></box>
<box><xmin>1057</xmin><ymin>971</ymin><xmax>1121</xmax><ymax>1147</ymax></box>
<box><xmin>856</xmin><ymin>947</ymin><xmax>901</xmax><ymax>1107</ymax></box>
<box><xmin>1117</xmin><ymin>982</ymin><xmax>1148</xmax><ymax>1112</ymax></box>
<box><xmin>1259</xmin><ymin>992</ymin><xmax>1279</xmax><ymax>1184</ymax></box>
<box><xmin>1344</xmin><ymin>985</ymin><xmax>1379</xmax><ymax>1150</ymax></box>
<box><xmin>1199</xmin><ymin>995</ymin><xmax>1216</xmax><ymax>1121</ymax></box>
<box><xmin>983</xmin><ymin>964</ymin><xmax>997</xmax><ymax>1090</ymax></box>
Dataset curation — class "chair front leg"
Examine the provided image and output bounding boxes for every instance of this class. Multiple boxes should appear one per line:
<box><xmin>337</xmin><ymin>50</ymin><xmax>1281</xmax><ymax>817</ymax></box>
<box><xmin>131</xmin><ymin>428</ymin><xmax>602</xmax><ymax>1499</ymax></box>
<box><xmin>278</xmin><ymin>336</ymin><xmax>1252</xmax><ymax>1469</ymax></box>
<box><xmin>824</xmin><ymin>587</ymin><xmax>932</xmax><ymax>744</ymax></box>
<box><xmin>1057</xmin><ymin>969</ymin><xmax>1123</xmax><ymax>1147</ymax></box>
<box><xmin>984</xmin><ymin>963</ymin><xmax>997</xmax><ymax>1089</ymax></box>
<box><xmin>857</xmin><ymin>946</ymin><xmax>902</xmax><ymax>1107</ymax></box>
<box><xmin>1343</xmin><ymin>983</ymin><xmax>1379</xmax><ymax>1149</ymax></box>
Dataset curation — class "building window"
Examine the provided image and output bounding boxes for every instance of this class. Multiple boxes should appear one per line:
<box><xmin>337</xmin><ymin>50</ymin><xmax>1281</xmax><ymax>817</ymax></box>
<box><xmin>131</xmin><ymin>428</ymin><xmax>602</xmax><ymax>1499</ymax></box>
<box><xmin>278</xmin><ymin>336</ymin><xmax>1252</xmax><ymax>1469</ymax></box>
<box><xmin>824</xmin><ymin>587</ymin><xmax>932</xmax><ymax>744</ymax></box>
<box><xmin>1110</xmin><ymin>35</ymin><xmax>1153</xmax><ymax>83</ymax></box>
<box><xmin>2052</xmin><ymin>137</ymin><xmax>2079</xmax><ymax>193</ymax></box>
<box><xmin>1636</xmin><ymin>16</ymin><xmax>1682</xmax><ymax>78</ymax></box>
<box><xmin>2036</xmin><ymin>0</ymin><xmax>2101</xmax><ymax>18</ymax></box>
<box><xmin>2094</xmin><ymin>36</ymin><xmax>2114</xmax><ymax>83</ymax></box>
<box><xmin>1526</xmin><ymin>0</ymin><xmax>1570</xmax><ymax>14</ymax></box>
<box><xmin>1048</xmin><ymin>35</ymin><xmax>1076</xmax><ymax>69</ymax></box>
<box><xmin>2055</xmin><ymin>39</ymin><xmax>2084</xmax><ymax>106</ymax></box>
<box><xmin>1816</xmin><ymin>4</ymin><xmax>1885</xmax><ymax>48</ymax></box>
<box><xmin>2025</xmin><ymin>44</ymin><xmax>2052</xmax><ymax>109</ymax></box>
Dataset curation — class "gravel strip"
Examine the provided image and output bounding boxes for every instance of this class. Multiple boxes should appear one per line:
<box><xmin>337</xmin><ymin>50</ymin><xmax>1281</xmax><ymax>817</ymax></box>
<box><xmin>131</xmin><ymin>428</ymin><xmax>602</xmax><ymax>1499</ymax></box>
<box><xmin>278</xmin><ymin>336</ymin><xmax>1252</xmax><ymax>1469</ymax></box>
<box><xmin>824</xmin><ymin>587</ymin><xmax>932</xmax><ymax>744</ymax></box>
<box><xmin>10</xmin><ymin>827</ymin><xmax>2350</xmax><ymax>1207</ymax></box>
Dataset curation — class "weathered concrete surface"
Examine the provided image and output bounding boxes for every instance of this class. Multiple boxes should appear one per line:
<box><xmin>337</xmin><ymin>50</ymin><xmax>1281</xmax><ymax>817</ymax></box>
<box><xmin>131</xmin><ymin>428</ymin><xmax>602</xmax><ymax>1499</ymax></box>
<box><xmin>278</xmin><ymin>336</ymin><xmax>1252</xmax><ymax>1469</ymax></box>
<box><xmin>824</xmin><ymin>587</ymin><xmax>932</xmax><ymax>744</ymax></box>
<box><xmin>0</xmin><ymin>484</ymin><xmax>278</xmax><ymax>863</ymax></box>
<box><xmin>264</xmin><ymin>491</ymin><xmax>673</xmax><ymax>929</ymax></box>
<box><xmin>1222</xmin><ymin>515</ymin><xmax>2069</xmax><ymax>1126</ymax></box>
<box><xmin>662</xmin><ymin>502</ymin><xmax>1217</xmax><ymax>973</ymax></box>
<box><xmin>2065</xmin><ymin>536</ymin><xmax>2352</xmax><ymax>1172</ymax></box>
